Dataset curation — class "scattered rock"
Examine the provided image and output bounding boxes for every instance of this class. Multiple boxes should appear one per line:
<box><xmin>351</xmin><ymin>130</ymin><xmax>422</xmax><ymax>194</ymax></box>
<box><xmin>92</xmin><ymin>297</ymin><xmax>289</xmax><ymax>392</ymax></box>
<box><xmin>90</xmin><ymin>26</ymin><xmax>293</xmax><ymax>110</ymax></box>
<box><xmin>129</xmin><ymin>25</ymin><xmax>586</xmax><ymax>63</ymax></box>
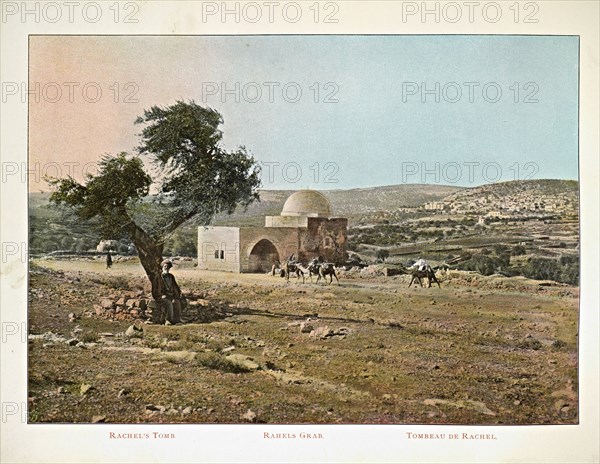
<box><xmin>100</xmin><ymin>299</ymin><xmax>114</xmax><ymax>309</ymax></box>
<box><xmin>242</xmin><ymin>409</ymin><xmax>257</xmax><ymax>422</ymax></box>
<box><xmin>162</xmin><ymin>351</ymin><xmax>197</xmax><ymax>363</ymax></box>
<box><xmin>80</xmin><ymin>384</ymin><xmax>93</xmax><ymax>396</ymax></box>
<box><xmin>300</xmin><ymin>322</ymin><xmax>314</xmax><ymax>333</ymax></box>
<box><xmin>125</xmin><ymin>324</ymin><xmax>144</xmax><ymax>338</ymax></box>
<box><xmin>225</xmin><ymin>354</ymin><xmax>260</xmax><ymax>371</ymax></box>
<box><xmin>92</xmin><ymin>415</ymin><xmax>106</xmax><ymax>423</ymax></box>
<box><xmin>182</xmin><ymin>407</ymin><xmax>192</xmax><ymax>415</ymax></box>
<box><xmin>311</xmin><ymin>326</ymin><xmax>333</xmax><ymax>339</ymax></box>
<box><xmin>65</xmin><ymin>338</ymin><xmax>79</xmax><ymax>346</ymax></box>
<box><xmin>423</xmin><ymin>398</ymin><xmax>496</xmax><ymax>416</ymax></box>
<box><xmin>145</xmin><ymin>404</ymin><xmax>166</xmax><ymax>413</ymax></box>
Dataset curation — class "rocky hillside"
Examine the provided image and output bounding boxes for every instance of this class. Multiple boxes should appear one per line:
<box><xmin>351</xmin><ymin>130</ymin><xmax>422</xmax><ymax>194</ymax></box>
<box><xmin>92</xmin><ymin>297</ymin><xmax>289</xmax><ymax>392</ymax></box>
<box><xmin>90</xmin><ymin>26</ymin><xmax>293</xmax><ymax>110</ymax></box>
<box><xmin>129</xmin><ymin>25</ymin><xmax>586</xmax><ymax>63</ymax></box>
<box><xmin>437</xmin><ymin>179</ymin><xmax>578</xmax><ymax>216</ymax></box>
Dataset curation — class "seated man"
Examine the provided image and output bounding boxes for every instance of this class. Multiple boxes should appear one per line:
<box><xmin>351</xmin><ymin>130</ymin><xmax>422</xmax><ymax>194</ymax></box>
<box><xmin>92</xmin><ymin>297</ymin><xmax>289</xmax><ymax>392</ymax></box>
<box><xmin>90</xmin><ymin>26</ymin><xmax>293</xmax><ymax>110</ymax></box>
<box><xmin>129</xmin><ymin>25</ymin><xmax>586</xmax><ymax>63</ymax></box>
<box><xmin>158</xmin><ymin>259</ymin><xmax>183</xmax><ymax>325</ymax></box>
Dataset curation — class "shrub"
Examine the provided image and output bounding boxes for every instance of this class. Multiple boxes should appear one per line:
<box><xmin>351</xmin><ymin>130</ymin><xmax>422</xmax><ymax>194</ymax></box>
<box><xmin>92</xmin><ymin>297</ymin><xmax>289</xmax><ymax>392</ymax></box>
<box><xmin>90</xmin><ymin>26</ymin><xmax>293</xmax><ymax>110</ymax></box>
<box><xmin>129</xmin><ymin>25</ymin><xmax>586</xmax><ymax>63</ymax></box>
<box><xmin>195</xmin><ymin>352</ymin><xmax>250</xmax><ymax>374</ymax></box>
<box><xmin>522</xmin><ymin>256</ymin><xmax>579</xmax><ymax>285</ymax></box>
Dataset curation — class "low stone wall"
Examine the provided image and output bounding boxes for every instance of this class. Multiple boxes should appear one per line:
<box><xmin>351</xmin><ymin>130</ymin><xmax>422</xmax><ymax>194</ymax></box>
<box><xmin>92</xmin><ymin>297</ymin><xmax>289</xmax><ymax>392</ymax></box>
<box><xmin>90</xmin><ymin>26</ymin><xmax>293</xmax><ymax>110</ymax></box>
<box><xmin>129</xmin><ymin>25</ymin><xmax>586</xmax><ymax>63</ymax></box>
<box><xmin>94</xmin><ymin>291</ymin><xmax>227</xmax><ymax>324</ymax></box>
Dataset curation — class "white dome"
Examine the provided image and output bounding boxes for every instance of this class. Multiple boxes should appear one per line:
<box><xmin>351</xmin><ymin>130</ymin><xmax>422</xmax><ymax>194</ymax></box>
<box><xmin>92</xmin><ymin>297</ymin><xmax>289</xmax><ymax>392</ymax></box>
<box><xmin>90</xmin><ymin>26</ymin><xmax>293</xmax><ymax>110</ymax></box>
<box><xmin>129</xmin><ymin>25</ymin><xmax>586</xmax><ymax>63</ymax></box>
<box><xmin>281</xmin><ymin>190</ymin><xmax>333</xmax><ymax>218</ymax></box>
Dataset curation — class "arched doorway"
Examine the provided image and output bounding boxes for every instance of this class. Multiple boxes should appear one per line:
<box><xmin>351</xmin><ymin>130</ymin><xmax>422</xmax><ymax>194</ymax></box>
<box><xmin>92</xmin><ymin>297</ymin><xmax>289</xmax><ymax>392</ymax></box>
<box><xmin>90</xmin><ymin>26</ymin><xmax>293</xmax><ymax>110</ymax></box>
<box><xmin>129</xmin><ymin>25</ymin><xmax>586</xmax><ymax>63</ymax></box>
<box><xmin>248</xmin><ymin>239</ymin><xmax>280</xmax><ymax>273</ymax></box>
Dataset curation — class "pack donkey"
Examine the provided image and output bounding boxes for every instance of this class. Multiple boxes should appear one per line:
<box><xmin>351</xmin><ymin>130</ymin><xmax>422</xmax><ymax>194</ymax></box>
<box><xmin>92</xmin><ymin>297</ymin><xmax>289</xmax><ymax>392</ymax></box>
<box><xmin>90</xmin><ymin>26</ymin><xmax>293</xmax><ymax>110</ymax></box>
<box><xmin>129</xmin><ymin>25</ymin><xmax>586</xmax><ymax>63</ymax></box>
<box><xmin>407</xmin><ymin>265</ymin><xmax>441</xmax><ymax>288</ymax></box>
<box><xmin>278</xmin><ymin>255</ymin><xmax>305</xmax><ymax>284</ymax></box>
<box><xmin>307</xmin><ymin>257</ymin><xmax>340</xmax><ymax>285</ymax></box>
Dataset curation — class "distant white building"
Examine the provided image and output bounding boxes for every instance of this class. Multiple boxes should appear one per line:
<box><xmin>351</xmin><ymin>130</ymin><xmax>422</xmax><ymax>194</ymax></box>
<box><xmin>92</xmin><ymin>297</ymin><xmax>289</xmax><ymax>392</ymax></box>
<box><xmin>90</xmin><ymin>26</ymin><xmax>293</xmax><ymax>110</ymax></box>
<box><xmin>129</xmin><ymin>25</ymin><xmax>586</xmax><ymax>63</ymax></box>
<box><xmin>424</xmin><ymin>202</ymin><xmax>445</xmax><ymax>211</ymax></box>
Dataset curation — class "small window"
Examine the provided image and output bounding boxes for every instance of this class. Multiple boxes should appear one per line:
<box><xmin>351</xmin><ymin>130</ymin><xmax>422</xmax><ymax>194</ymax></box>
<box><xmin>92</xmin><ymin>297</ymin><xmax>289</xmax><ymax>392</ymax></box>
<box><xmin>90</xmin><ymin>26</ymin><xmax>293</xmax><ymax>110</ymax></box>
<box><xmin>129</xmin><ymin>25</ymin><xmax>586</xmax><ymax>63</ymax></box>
<box><xmin>220</xmin><ymin>250</ymin><xmax>225</xmax><ymax>259</ymax></box>
<box><xmin>214</xmin><ymin>250</ymin><xmax>219</xmax><ymax>259</ymax></box>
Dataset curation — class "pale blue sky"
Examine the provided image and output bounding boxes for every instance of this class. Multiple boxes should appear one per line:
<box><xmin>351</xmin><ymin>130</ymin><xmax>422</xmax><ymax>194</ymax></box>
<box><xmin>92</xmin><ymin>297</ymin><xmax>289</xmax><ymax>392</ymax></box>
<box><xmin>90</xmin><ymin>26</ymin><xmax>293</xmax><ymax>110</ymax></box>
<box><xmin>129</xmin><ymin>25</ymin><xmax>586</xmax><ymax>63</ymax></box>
<box><xmin>30</xmin><ymin>35</ymin><xmax>579</xmax><ymax>190</ymax></box>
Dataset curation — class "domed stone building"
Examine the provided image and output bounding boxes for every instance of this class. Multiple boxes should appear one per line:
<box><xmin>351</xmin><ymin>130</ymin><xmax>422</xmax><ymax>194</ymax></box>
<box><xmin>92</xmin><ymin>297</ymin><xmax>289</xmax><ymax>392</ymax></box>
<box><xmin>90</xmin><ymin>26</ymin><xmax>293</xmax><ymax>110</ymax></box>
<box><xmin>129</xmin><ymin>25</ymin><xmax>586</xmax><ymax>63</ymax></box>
<box><xmin>198</xmin><ymin>190</ymin><xmax>348</xmax><ymax>273</ymax></box>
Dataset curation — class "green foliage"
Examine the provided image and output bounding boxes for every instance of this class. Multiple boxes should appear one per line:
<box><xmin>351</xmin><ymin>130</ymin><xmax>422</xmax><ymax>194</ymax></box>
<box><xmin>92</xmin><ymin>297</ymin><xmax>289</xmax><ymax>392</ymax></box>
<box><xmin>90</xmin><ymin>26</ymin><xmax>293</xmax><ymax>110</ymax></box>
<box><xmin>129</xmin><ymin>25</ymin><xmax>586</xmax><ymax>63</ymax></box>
<box><xmin>511</xmin><ymin>244</ymin><xmax>527</xmax><ymax>256</ymax></box>
<box><xmin>48</xmin><ymin>153</ymin><xmax>152</xmax><ymax>239</ymax></box>
<box><xmin>164</xmin><ymin>226</ymin><xmax>197</xmax><ymax>256</ymax></box>
<box><xmin>46</xmin><ymin>101</ymin><xmax>261</xmax><ymax>288</ymax></box>
<box><xmin>48</xmin><ymin>101</ymin><xmax>261</xmax><ymax>242</ymax></box>
<box><xmin>376</xmin><ymin>249</ymin><xmax>390</xmax><ymax>262</ymax></box>
<box><xmin>459</xmin><ymin>251</ymin><xmax>510</xmax><ymax>276</ymax></box>
<box><xmin>29</xmin><ymin>200</ymin><xmax>102</xmax><ymax>254</ymax></box>
<box><xmin>523</xmin><ymin>256</ymin><xmax>579</xmax><ymax>285</ymax></box>
<box><xmin>135</xmin><ymin>100</ymin><xmax>261</xmax><ymax>231</ymax></box>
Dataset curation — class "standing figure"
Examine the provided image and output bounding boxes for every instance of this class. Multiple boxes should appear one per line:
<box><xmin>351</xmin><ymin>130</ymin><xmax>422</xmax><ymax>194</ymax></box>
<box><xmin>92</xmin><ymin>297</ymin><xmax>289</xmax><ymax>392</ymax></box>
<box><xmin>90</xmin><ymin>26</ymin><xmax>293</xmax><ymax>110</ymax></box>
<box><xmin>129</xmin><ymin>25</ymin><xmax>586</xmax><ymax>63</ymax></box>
<box><xmin>106</xmin><ymin>251</ymin><xmax>113</xmax><ymax>269</ymax></box>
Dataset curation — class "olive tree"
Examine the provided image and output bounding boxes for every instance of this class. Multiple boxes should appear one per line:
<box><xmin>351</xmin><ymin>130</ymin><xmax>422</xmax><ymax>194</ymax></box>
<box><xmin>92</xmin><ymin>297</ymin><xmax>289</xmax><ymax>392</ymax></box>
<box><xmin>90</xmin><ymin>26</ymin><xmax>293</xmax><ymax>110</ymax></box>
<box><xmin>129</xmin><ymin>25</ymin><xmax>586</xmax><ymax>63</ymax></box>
<box><xmin>48</xmin><ymin>100</ymin><xmax>261</xmax><ymax>299</ymax></box>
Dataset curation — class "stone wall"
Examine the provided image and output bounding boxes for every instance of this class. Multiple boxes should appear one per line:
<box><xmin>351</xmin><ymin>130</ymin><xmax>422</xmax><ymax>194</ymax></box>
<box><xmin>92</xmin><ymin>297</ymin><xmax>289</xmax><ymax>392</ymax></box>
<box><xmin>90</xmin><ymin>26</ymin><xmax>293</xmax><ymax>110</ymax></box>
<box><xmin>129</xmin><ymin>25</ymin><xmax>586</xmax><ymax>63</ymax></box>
<box><xmin>94</xmin><ymin>292</ymin><xmax>225</xmax><ymax>324</ymax></box>
<box><xmin>197</xmin><ymin>227</ymin><xmax>241</xmax><ymax>272</ymax></box>
<box><xmin>240</xmin><ymin>227</ymin><xmax>300</xmax><ymax>272</ymax></box>
<box><xmin>300</xmin><ymin>217</ymin><xmax>348</xmax><ymax>263</ymax></box>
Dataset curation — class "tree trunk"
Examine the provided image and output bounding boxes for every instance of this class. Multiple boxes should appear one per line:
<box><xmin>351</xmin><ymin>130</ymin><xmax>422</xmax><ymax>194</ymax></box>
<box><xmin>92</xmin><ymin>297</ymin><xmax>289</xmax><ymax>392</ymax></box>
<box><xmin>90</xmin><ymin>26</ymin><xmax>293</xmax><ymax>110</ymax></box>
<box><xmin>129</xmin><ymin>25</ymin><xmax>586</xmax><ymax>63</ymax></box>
<box><xmin>126</xmin><ymin>221</ymin><xmax>164</xmax><ymax>300</ymax></box>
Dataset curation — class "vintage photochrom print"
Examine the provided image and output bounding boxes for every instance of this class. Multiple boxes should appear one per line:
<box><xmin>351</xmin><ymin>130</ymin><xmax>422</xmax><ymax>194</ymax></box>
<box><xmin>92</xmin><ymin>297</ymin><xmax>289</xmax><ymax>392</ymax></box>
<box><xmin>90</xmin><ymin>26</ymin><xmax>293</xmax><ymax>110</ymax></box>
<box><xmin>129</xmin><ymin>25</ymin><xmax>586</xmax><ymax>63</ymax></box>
<box><xmin>2</xmin><ymin>2</ymin><xmax>598</xmax><ymax>463</ymax></box>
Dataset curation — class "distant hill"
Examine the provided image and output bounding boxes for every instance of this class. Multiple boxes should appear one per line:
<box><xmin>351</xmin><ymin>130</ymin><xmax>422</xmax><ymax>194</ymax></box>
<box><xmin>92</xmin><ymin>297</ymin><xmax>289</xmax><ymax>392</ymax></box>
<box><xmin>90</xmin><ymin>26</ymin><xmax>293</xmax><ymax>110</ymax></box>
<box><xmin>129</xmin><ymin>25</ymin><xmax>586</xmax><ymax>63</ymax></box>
<box><xmin>213</xmin><ymin>184</ymin><xmax>463</xmax><ymax>225</ymax></box>
<box><xmin>28</xmin><ymin>180</ymin><xmax>578</xmax><ymax>241</ymax></box>
<box><xmin>437</xmin><ymin>179</ymin><xmax>578</xmax><ymax>216</ymax></box>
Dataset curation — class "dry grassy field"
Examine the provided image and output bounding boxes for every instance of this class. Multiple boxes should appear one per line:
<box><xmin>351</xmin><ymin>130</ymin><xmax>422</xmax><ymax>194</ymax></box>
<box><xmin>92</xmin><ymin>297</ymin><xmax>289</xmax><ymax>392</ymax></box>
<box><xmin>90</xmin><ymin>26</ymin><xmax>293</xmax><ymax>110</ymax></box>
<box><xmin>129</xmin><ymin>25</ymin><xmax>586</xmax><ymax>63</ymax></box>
<box><xmin>28</xmin><ymin>258</ymin><xmax>579</xmax><ymax>425</ymax></box>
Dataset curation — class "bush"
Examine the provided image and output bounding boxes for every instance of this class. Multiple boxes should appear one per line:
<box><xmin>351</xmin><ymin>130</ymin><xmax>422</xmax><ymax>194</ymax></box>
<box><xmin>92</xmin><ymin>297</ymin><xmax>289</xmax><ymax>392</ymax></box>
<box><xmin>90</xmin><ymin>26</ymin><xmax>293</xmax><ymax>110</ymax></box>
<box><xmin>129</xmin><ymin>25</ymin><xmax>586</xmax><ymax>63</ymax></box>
<box><xmin>195</xmin><ymin>352</ymin><xmax>250</xmax><ymax>374</ymax></box>
<box><xmin>522</xmin><ymin>256</ymin><xmax>579</xmax><ymax>285</ymax></box>
<box><xmin>376</xmin><ymin>249</ymin><xmax>390</xmax><ymax>262</ymax></box>
<box><xmin>459</xmin><ymin>253</ymin><xmax>509</xmax><ymax>276</ymax></box>
<box><xmin>511</xmin><ymin>245</ymin><xmax>527</xmax><ymax>256</ymax></box>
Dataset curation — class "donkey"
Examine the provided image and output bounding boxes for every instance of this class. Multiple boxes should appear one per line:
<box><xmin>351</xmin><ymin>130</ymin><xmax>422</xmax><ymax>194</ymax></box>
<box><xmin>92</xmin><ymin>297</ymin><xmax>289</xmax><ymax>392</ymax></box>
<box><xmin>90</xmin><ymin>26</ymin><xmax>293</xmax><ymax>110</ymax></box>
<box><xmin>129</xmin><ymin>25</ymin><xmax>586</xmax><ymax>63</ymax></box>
<box><xmin>307</xmin><ymin>257</ymin><xmax>340</xmax><ymax>285</ymax></box>
<box><xmin>306</xmin><ymin>258</ymin><xmax>322</xmax><ymax>283</ymax></box>
<box><xmin>283</xmin><ymin>259</ymin><xmax>305</xmax><ymax>284</ymax></box>
<box><xmin>408</xmin><ymin>265</ymin><xmax>441</xmax><ymax>288</ymax></box>
<box><xmin>317</xmin><ymin>262</ymin><xmax>340</xmax><ymax>285</ymax></box>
